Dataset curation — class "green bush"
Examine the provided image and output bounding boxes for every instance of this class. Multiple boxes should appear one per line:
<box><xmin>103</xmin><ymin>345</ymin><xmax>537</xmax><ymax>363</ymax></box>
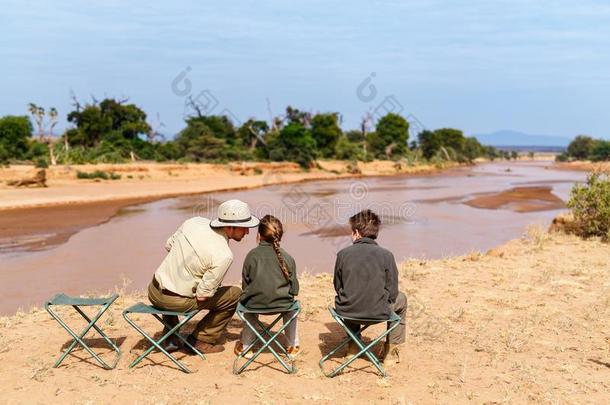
<box><xmin>34</xmin><ymin>158</ymin><xmax>49</xmax><ymax>168</ymax></box>
<box><xmin>334</xmin><ymin>135</ymin><xmax>364</xmax><ymax>160</ymax></box>
<box><xmin>76</xmin><ymin>170</ymin><xmax>121</xmax><ymax>180</ymax></box>
<box><xmin>555</xmin><ymin>153</ymin><xmax>569</xmax><ymax>162</ymax></box>
<box><xmin>591</xmin><ymin>140</ymin><xmax>610</xmax><ymax>162</ymax></box>
<box><xmin>567</xmin><ymin>172</ymin><xmax>610</xmax><ymax>241</ymax></box>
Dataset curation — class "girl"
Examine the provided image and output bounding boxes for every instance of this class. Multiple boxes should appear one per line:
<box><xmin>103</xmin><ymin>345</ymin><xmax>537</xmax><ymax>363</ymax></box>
<box><xmin>235</xmin><ymin>214</ymin><xmax>300</xmax><ymax>357</ymax></box>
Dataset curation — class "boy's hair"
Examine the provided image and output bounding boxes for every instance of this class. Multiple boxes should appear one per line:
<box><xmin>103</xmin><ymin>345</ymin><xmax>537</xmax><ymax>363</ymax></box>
<box><xmin>348</xmin><ymin>209</ymin><xmax>381</xmax><ymax>239</ymax></box>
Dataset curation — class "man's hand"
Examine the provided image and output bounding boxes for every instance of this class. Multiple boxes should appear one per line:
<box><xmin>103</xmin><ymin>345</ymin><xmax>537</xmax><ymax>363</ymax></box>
<box><xmin>196</xmin><ymin>295</ymin><xmax>209</xmax><ymax>304</ymax></box>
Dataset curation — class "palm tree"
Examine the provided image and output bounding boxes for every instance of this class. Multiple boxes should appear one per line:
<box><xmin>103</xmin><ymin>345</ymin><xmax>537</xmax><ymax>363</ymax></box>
<box><xmin>28</xmin><ymin>103</ymin><xmax>45</xmax><ymax>141</ymax></box>
<box><xmin>27</xmin><ymin>103</ymin><xmax>57</xmax><ymax>165</ymax></box>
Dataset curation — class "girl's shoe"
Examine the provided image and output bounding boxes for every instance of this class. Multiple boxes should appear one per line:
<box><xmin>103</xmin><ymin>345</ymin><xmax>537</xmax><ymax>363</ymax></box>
<box><xmin>234</xmin><ymin>342</ymin><xmax>253</xmax><ymax>359</ymax></box>
<box><xmin>286</xmin><ymin>345</ymin><xmax>301</xmax><ymax>357</ymax></box>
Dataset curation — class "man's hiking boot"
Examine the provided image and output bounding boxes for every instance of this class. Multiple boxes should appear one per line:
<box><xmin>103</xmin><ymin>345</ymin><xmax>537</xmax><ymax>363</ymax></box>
<box><xmin>185</xmin><ymin>335</ymin><xmax>225</xmax><ymax>354</ymax></box>
<box><xmin>383</xmin><ymin>342</ymin><xmax>401</xmax><ymax>367</ymax></box>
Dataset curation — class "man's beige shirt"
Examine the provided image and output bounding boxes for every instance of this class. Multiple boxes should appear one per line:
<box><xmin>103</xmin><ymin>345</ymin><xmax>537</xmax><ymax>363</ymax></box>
<box><xmin>154</xmin><ymin>217</ymin><xmax>233</xmax><ymax>298</ymax></box>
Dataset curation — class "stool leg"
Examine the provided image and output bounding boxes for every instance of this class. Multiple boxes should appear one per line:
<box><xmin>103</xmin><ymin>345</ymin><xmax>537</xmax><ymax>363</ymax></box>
<box><xmin>73</xmin><ymin>305</ymin><xmax>122</xmax><ymax>368</ymax></box>
<box><xmin>233</xmin><ymin>311</ymin><xmax>299</xmax><ymax>375</ymax></box>
<box><xmin>153</xmin><ymin>313</ymin><xmax>205</xmax><ymax>360</ymax></box>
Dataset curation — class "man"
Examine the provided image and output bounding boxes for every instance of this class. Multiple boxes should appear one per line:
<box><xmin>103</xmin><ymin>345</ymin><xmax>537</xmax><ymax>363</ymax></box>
<box><xmin>148</xmin><ymin>199</ymin><xmax>259</xmax><ymax>353</ymax></box>
<box><xmin>333</xmin><ymin>209</ymin><xmax>407</xmax><ymax>365</ymax></box>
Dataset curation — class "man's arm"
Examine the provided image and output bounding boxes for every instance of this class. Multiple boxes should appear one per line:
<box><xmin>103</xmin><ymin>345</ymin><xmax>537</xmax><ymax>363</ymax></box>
<box><xmin>386</xmin><ymin>252</ymin><xmax>399</xmax><ymax>303</ymax></box>
<box><xmin>195</xmin><ymin>255</ymin><xmax>233</xmax><ymax>298</ymax></box>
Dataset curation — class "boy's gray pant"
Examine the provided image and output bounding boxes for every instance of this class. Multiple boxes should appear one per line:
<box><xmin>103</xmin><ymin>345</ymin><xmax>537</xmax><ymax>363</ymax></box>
<box><xmin>345</xmin><ymin>291</ymin><xmax>407</xmax><ymax>344</ymax></box>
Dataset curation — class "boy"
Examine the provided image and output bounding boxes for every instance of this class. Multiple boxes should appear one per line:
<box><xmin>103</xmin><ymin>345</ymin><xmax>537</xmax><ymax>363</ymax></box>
<box><xmin>333</xmin><ymin>209</ymin><xmax>407</xmax><ymax>364</ymax></box>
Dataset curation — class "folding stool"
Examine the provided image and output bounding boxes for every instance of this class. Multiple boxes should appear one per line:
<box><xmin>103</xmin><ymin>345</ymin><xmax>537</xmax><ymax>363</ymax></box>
<box><xmin>319</xmin><ymin>306</ymin><xmax>400</xmax><ymax>377</ymax></box>
<box><xmin>233</xmin><ymin>300</ymin><xmax>300</xmax><ymax>374</ymax></box>
<box><xmin>122</xmin><ymin>302</ymin><xmax>204</xmax><ymax>373</ymax></box>
<box><xmin>45</xmin><ymin>293</ymin><xmax>121</xmax><ymax>369</ymax></box>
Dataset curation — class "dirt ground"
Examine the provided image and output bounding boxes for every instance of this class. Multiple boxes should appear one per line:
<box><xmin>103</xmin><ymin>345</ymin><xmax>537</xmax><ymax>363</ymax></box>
<box><xmin>0</xmin><ymin>229</ymin><xmax>607</xmax><ymax>404</ymax></box>
<box><xmin>555</xmin><ymin>161</ymin><xmax>610</xmax><ymax>173</ymax></box>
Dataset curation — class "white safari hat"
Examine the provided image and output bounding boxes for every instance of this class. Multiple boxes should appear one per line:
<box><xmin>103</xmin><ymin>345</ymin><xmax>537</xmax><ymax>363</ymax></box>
<box><xmin>210</xmin><ymin>199</ymin><xmax>260</xmax><ymax>228</ymax></box>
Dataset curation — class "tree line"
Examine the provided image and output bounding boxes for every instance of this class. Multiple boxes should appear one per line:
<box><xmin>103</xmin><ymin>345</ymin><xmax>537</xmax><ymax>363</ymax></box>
<box><xmin>1</xmin><ymin>97</ymin><xmax>509</xmax><ymax>168</ymax></box>
<box><xmin>557</xmin><ymin>135</ymin><xmax>610</xmax><ymax>162</ymax></box>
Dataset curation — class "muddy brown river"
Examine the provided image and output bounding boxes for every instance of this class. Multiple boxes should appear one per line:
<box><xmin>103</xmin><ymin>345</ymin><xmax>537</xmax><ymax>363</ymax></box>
<box><xmin>0</xmin><ymin>161</ymin><xmax>586</xmax><ymax>315</ymax></box>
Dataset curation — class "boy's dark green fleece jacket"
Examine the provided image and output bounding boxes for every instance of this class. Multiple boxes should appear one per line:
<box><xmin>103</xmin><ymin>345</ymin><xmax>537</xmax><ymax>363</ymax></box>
<box><xmin>240</xmin><ymin>241</ymin><xmax>299</xmax><ymax>311</ymax></box>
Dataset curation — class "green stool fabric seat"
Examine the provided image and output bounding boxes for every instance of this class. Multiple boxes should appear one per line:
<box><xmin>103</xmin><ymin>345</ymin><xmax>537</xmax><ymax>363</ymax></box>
<box><xmin>122</xmin><ymin>303</ymin><xmax>205</xmax><ymax>373</ymax></box>
<box><xmin>45</xmin><ymin>293</ymin><xmax>121</xmax><ymax>369</ymax></box>
<box><xmin>233</xmin><ymin>300</ymin><xmax>301</xmax><ymax>375</ymax></box>
<box><xmin>319</xmin><ymin>306</ymin><xmax>400</xmax><ymax>377</ymax></box>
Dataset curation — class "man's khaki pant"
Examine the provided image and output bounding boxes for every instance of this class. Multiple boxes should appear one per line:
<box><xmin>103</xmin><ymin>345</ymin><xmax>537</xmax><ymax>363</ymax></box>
<box><xmin>148</xmin><ymin>280</ymin><xmax>241</xmax><ymax>344</ymax></box>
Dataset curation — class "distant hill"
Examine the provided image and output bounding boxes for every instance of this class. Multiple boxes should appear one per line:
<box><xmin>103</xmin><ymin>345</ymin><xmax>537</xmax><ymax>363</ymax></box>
<box><xmin>473</xmin><ymin>130</ymin><xmax>571</xmax><ymax>148</ymax></box>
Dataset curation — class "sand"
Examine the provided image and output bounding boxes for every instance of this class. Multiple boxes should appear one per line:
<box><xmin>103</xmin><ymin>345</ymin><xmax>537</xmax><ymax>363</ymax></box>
<box><xmin>555</xmin><ymin>161</ymin><xmax>610</xmax><ymax>173</ymax></box>
<box><xmin>464</xmin><ymin>186</ymin><xmax>566</xmax><ymax>212</ymax></box>
<box><xmin>0</xmin><ymin>161</ymin><xmax>450</xmax><ymax>211</ymax></box>
<box><xmin>0</xmin><ymin>229</ymin><xmax>607</xmax><ymax>404</ymax></box>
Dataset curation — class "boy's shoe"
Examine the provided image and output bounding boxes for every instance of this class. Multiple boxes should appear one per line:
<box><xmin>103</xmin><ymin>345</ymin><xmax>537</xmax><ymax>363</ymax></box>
<box><xmin>234</xmin><ymin>342</ymin><xmax>253</xmax><ymax>359</ymax></box>
<box><xmin>286</xmin><ymin>345</ymin><xmax>301</xmax><ymax>358</ymax></box>
<box><xmin>162</xmin><ymin>337</ymin><xmax>181</xmax><ymax>353</ymax></box>
<box><xmin>383</xmin><ymin>343</ymin><xmax>401</xmax><ymax>366</ymax></box>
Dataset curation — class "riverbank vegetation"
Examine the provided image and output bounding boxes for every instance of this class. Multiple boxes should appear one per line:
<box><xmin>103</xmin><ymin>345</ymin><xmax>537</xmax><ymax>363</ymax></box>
<box><xmin>566</xmin><ymin>171</ymin><xmax>610</xmax><ymax>241</ymax></box>
<box><xmin>1</xmin><ymin>97</ymin><xmax>508</xmax><ymax>168</ymax></box>
<box><xmin>557</xmin><ymin>135</ymin><xmax>610</xmax><ymax>162</ymax></box>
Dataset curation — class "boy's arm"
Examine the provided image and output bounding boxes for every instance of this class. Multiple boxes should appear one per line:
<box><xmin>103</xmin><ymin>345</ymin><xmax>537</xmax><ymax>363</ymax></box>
<box><xmin>387</xmin><ymin>252</ymin><xmax>399</xmax><ymax>303</ymax></box>
<box><xmin>333</xmin><ymin>253</ymin><xmax>342</xmax><ymax>294</ymax></box>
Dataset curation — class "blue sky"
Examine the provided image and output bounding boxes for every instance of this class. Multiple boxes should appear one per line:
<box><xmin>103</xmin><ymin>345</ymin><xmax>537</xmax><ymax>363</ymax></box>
<box><xmin>1</xmin><ymin>0</ymin><xmax>609</xmax><ymax>139</ymax></box>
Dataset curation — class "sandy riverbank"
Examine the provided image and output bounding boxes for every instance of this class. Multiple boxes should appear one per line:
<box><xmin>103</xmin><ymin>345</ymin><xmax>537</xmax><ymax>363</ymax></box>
<box><xmin>555</xmin><ymin>161</ymin><xmax>610</xmax><ymax>172</ymax></box>
<box><xmin>0</xmin><ymin>160</ymin><xmax>452</xmax><ymax>211</ymax></box>
<box><xmin>0</xmin><ymin>229</ymin><xmax>607</xmax><ymax>403</ymax></box>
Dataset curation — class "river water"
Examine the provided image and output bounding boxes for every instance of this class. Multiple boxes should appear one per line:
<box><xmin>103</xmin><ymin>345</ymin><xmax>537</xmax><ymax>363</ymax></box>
<box><xmin>0</xmin><ymin>161</ymin><xmax>586</xmax><ymax>315</ymax></box>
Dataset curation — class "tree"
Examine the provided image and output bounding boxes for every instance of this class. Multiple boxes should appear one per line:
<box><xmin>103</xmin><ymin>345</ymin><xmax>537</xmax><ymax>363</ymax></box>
<box><xmin>334</xmin><ymin>135</ymin><xmax>364</xmax><ymax>160</ymax></box>
<box><xmin>237</xmin><ymin>119</ymin><xmax>269</xmax><ymax>151</ymax></box>
<box><xmin>418</xmin><ymin>130</ymin><xmax>442</xmax><ymax>159</ymax></box>
<box><xmin>591</xmin><ymin>140</ymin><xmax>610</xmax><ymax>161</ymax></box>
<box><xmin>368</xmin><ymin>113</ymin><xmax>409</xmax><ymax>158</ymax></box>
<box><xmin>285</xmin><ymin>106</ymin><xmax>312</xmax><ymax>127</ymax></box>
<box><xmin>267</xmin><ymin>122</ymin><xmax>317</xmax><ymax>168</ymax></box>
<box><xmin>434</xmin><ymin>128</ymin><xmax>465</xmax><ymax>154</ymax></box>
<box><xmin>567</xmin><ymin>135</ymin><xmax>596</xmax><ymax>160</ymax></box>
<box><xmin>28</xmin><ymin>103</ymin><xmax>58</xmax><ymax>165</ymax></box>
<box><xmin>174</xmin><ymin>119</ymin><xmax>229</xmax><ymax>161</ymax></box>
<box><xmin>66</xmin><ymin>97</ymin><xmax>151</xmax><ymax>147</ymax></box>
<box><xmin>0</xmin><ymin>115</ymin><xmax>32</xmax><ymax>163</ymax></box>
<box><xmin>310</xmin><ymin>112</ymin><xmax>342</xmax><ymax>158</ymax></box>
<box><xmin>462</xmin><ymin>137</ymin><xmax>484</xmax><ymax>162</ymax></box>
